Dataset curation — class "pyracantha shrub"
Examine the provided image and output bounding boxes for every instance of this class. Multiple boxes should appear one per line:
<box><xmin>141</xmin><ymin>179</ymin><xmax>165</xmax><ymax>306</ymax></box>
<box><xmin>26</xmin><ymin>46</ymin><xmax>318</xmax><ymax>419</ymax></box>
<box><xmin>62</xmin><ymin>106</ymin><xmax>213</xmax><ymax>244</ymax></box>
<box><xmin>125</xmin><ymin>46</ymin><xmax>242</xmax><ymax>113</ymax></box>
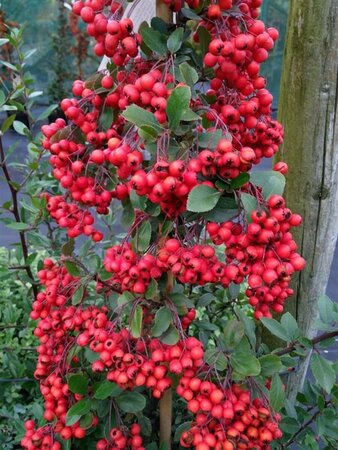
<box><xmin>22</xmin><ymin>1</ymin><xmax>306</xmax><ymax>449</ymax></box>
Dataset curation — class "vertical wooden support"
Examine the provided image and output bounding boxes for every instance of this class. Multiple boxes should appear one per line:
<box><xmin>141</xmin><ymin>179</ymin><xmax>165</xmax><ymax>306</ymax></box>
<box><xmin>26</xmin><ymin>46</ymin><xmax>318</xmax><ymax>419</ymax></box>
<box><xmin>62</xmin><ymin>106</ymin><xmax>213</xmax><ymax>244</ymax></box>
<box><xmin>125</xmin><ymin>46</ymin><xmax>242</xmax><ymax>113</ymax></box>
<box><xmin>277</xmin><ymin>0</ymin><xmax>338</xmax><ymax>401</ymax></box>
<box><xmin>155</xmin><ymin>3</ymin><xmax>173</xmax><ymax>446</ymax></box>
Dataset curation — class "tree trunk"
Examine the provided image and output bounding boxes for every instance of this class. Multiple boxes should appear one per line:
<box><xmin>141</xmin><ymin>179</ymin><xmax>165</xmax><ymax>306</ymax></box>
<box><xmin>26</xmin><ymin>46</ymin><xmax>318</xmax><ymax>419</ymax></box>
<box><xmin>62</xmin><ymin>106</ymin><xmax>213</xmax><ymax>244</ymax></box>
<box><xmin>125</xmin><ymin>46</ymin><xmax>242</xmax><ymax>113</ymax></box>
<box><xmin>277</xmin><ymin>0</ymin><xmax>338</xmax><ymax>401</ymax></box>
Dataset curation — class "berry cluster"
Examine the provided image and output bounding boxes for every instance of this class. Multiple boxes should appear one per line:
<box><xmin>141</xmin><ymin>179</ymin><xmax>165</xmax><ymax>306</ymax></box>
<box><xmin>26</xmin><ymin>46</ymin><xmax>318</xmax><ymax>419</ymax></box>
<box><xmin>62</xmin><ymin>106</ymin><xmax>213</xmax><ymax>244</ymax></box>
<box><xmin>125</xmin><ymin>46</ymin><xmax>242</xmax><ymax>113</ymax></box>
<box><xmin>130</xmin><ymin>160</ymin><xmax>198</xmax><ymax>217</ymax></box>
<box><xmin>104</xmin><ymin>243</ymin><xmax>162</xmax><ymax>294</ymax></box>
<box><xmin>77</xmin><ymin>312</ymin><xmax>204</xmax><ymax>398</ymax></box>
<box><xmin>72</xmin><ymin>1</ymin><xmax>141</xmax><ymax>63</ymax></box>
<box><xmin>177</xmin><ymin>380</ymin><xmax>282</xmax><ymax>450</ymax></box>
<box><xmin>96</xmin><ymin>424</ymin><xmax>144</xmax><ymax>450</ymax></box>
<box><xmin>207</xmin><ymin>195</ymin><xmax>305</xmax><ymax>318</ymax></box>
<box><xmin>45</xmin><ymin>194</ymin><xmax>103</xmax><ymax>241</ymax></box>
<box><xmin>21</xmin><ymin>422</ymin><xmax>60</xmax><ymax>450</ymax></box>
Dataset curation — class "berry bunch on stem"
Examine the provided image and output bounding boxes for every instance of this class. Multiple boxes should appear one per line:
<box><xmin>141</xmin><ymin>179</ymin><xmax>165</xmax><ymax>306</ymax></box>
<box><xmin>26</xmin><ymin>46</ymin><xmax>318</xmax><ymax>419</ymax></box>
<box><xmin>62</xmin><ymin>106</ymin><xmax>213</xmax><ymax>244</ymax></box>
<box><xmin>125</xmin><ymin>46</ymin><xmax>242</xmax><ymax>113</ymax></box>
<box><xmin>22</xmin><ymin>1</ymin><xmax>305</xmax><ymax>450</ymax></box>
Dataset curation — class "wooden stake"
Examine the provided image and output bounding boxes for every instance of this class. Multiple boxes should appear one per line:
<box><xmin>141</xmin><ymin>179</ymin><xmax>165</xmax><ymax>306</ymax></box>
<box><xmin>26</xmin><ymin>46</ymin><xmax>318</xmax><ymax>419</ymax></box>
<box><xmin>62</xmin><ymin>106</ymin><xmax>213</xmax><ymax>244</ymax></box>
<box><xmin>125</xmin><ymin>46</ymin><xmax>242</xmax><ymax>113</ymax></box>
<box><xmin>155</xmin><ymin>3</ymin><xmax>173</xmax><ymax>447</ymax></box>
<box><xmin>156</xmin><ymin>0</ymin><xmax>173</xmax><ymax>23</ymax></box>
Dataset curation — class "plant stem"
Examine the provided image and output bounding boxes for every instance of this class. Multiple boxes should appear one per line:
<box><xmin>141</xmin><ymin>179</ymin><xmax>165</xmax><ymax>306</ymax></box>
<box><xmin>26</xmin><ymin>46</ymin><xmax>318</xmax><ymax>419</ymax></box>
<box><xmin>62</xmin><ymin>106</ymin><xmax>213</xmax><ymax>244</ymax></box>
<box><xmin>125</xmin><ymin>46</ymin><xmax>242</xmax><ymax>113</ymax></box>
<box><xmin>159</xmin><ymin>388</ymin><xmax>173</xmax><ymax>449</ymax></box>
<box><xmin>0</xmin><ymin>134</ymin><xmax>38</xmax><ymax>297</ymax></box>
<box><xmin>275</xmin><ymin>330</ymin><xmax>338</xmax><ymax>356</ymax></box>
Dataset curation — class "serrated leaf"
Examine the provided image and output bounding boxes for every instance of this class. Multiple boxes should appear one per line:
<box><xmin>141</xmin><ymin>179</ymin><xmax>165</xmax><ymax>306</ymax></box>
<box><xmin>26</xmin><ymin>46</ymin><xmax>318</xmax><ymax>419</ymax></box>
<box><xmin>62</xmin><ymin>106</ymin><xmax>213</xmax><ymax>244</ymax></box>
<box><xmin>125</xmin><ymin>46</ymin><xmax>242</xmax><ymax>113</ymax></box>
<box><xmin>310</xmin><ymin>353</ymin><xmax>336</xmax><ymax>394</ymax></box>
<box><xmin>65</xmin><ymin>260</ymin><xmax>81</xmax><ymax>277</ymax></box>
<box><xmin>62</xmin><ymin>239</ymin><xmax>75</xmax><ymax>256</ymax></box>
<box><xmin>198</xmin><ymin>129</ymin><xmax>222</xmax><ymax>149</ymax></box>
<box><xmin>223</xmin><ymin>319</ymin><xmax>245</xmax><ymax>349</ymax></box>
<box><xmin>116</xmin><ymin>391</ymin><xmax>146</xmax><ymax>413</ymax></box>
<box><xmin>65</xmin><ymin>399</ymin><xmax>91</xmax><ymax>426</ymax></box>
<box><xmin>68</xmin><ymin>374</ymin><xmax>88</xmax><ymax>395</ymax></box>
<box><xmin>152</xmin><ymin>307</ymin><xmax>172</xmax><ymax>337</ymax></box>
<box><xmin>167</xmin><ymin>27</ymin><xmax>184</xmax><ymax>53</ymax></box>
<box><xmin>281</xmin><ymin>312</ymin><xmax>300</xmax><ymax>340</ymax></box>
<box><xmin>167</xmin><ymin>85</ymin><xmax>191</xmax><ymax>130</ymax></box>
<box><xmin>131</xmin><ymin>305</ymin><xmax>143</xmax><ymax>338</ymax></box>
<box><xmin>318</xmin><ymin>294</ymin><xmax>334</xmax><ymax>324</ymax></box>
<box><xmin>134</xmin><ymin>221</ymin><xmax>152</xmax><ymax>252</ymax></box>
<box><xmin>259</xmin><ymin>355</ymin><xmax>283</xmax><ymax>377</ymax></box>
<box><xmin>179</xmin><ymin>62</ymin><xmax>199</xmax><ymax>87</ymax></box>
<box><xmin>251</xmin><ymin>171</ymin><xmax>286</xmax><ymax>198</ymax></box>
<box><xmin>269</xmin><ymin>374</ymin><xmax>285</xmax><ymax>411</ymax></box>
<box><xmin>260</xmin><ymin>317</ymin><xmax>289</xmax><ymax>341</ymax></box>
<box><xmin>122</xmin><ymin>105</ymin><xmax>161</xmax><ymax>132</ymax></box>
<box><xmin>94</xmin><ymin>381</ymin><xmax>122</xmax><ymax>400</ymax></box>
<box><xmin>197</xmin><ymin>26</ymin><xmax>211</xmax><ymax>56</ymax></box>
<box><xmin>72</xmin><ymin>285</ymin><xmax>85</xmax><ymax>305</ymax></box>
<box><xmin>230</xmin><ymin>338</ymin><xmax>261</xmax><ymax>377</ymax></box>
<box><xmin>140</xmin><ymin>26</ymin><xmax>168</xmax><ymax>55</ymax></box>
<box><xmin>241</xmin><ymin>193</ymin><xmax>258</xmax><ymax>222</ymax></box>
<box><xmin>174</xmin><ymin>422</ymin><xmax>192</xmax><ymax>442</ymax></box>
<box><xmin>230</xmin><ymin>173</ymin><xmax>250</xmax><ymax>189</ymax></box>
<box><xmin>160</xmin><ymin>325</ymin><xmax>180</xmax><ymax>345</ymax></box>
<box><xmin>187</xmin><ymin>185</ymin><xmax>221</xmax><ymax>213</ymax></box>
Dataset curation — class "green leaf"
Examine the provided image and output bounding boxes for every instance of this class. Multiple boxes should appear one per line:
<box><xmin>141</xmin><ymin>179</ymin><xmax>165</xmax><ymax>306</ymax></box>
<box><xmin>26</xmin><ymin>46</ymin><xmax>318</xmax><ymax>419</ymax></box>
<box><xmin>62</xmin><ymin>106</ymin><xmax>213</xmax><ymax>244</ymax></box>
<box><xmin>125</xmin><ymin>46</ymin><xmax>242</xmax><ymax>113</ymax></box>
<box><xmin>100</xmin><ymin>107</ymin><xmax>115</xmax><ymax>130</ymax></box>
<box><xmin>260</xmin><ymin>317</ymin><xmax>289</xmax><ymax>341</ymax></box>
<box><xmin>179</xmin><ymin>62</ymin><xmax>199</xmax><ymax>87</ymax></box>
<box><xmin>140</xmin><ymin>26</ymin><xmax>168</xmax><ymax>55</ymax></box>
<box><xmin>281</xmin><ymin>312</ymin><xmax>300</xmax><ymax>340</ymax></box>
<box><xmin>137</xmin><ymin>414</ymin><xmax>152</xmax><ymax>437</ymax></box>
<box><xmin>166</xmin><ymin>85</ymin><xmax>191</xmax><ymax>130</ymax></box>
<box><xmin>269</xmin><ymin>374</ymin><xmax>285</xmax><ymax>411</ymax></box>
<box><xmin>160</xmin><ymin>325</ymin><xmax>180</xmax><ymax>345</ymax></box>
<box><xmin>174</xmin><ymin>422</ymin><xmax>192</xmax><ymax>442</ymax></box>
<box><xmin>13</xmin><ymin>120</ymin><xmax>30</xmax><ymax>136</ymax></box>
<box><xmin>235</xmin><ymin>307</ymin><xmax>257</xmax><ymax>349</ymax></box>
<box><xmin>251</xmin><ymin>171</ymin><xmax>286</xmax><ymax>199</ymax></box>
<box><xmin>259</xmin><ymin>355</ymin><xmax>283</xmax><ymax>377</ymax></box>
<box><xmin>134</xmin><ymin>221</ymin><xmax>152</xmax><ymax>252</ymax></box>
<box><xmin>145</xmin><ymin>279</ymin><xmax>159</xmax><ymax>300</ymax></box>
<box><xmin>80</xmin><ymin>412</ymin><xmax>94</xmax><ymax>429</ymax></box>
<box><xmin>241</xmin><ymin>193</ymin><xmax>258</xmax><ymax>222</ymax></box>
<box><xmin>187</xmin><ymin>185</ymin><xmax>221</xmax><ymax>213</ymax></box>
<box><xmin>181</xmin><ymin>7</ymin><xmax>201</xmax><ymax>20</ymax></box>
<box><xmin>67</xmin><ymin>374</ymin><xmax>88</xmax><ymax>395</ymax></box>
<box><xmin>65</xmin><ymin>261</ymin><xmax>81</xmax><ymax>277</ymax></box>
<box><xmin>139</xmin><ymin>125</ymin><xmax>159</xmax><ymax>142</ymax></box>
<box><xmin>72</xmin><ymin>285</ymin><xmax>85</xmax><ymax>305</ymax></box>
<box><xmin>310</xmin><ymin>353</ymin><xmax>336</xmax><ymax>394</ymax></box>
<box><xmin>197</xmin><ymin>26</ymin><xmax>211</xmax><ymax>57</ymax></box>
<box><xmin>1</xmin><ymin>114</ymin><xmax>16</xmax><ymax>133</ymax></box>
<box><xmin>116</xmin><ymin>391</ymin><xmax>146</xmax><ymax>413</ymax></box>
<box><xmin>65</xmin><ymin>399</ymin><xmax>91</xmax><ymax>426</ymax></box>
<box><xmin>94</xmin><ymin>381</ymin><xmax>122</xmax><ymax>400</ymax></box>
<box><xmin>62</xmin><ymin>239</ymin><xmax>75</xmax><ymax>256</ymax></box>
<box><xmin>230</xmin><ymin>338</ymin><xmax>261</xmax><ymax>377</ymax></box>
<box><xmin>123</xmin><ymin>105</ymin><xmax>162</xmax><ymax>132</ymax></box>
<box><xmin>36</xmin><ymin>104</ymin><xmax>59</xmax><ymax>121</ymax></box>
<box><xmin>198</xmin><ymin>129</ymin><xmax>222</xmax><ymax>149</ymax></box>
<box><xmin>131</xmin><ymin>305</ymin><xmax>143</xmax><ymax>338</ymax></box>
<box><xmin>6</xmin><ymin>221</ymin><xmax>30</xmax><ymax>230</ymax></box>
<box><xmin>152</xmin><ymin>307</ymin><xmax>172</xmax><ymax>337</ymax></box>
<box><xmin>230</xmin><ymin>173</ymin><xmax>250</xmax><ymax>189</ymax></box>
<box><xmin>223</xmin><ymin>319</ymin><xmax>245</xmax><ymax>349</ymax></box>
<box><xmin>318</xmin><ymin>294</ymin><xmax>334</xmax><ymax>324</ymax></box>
<box><xmin>167</xmin><ymin>27</ymin><xmax>184</xmax><ymax>53</ymax></box>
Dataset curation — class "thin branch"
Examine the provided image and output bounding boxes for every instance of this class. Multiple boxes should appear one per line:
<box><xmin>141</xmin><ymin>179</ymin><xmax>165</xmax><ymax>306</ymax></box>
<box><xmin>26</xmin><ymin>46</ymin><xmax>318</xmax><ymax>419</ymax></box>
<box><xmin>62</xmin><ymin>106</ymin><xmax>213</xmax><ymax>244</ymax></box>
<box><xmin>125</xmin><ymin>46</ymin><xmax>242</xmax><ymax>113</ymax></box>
<box><xmin>275</xmin><ymin>330</ymin><xmax>338</xmax><ymax>356</ymax></box>
<box><xmin>0</xmin><ymin>134</ymin><xmax>38</xmax><ymax>297</ymax></box>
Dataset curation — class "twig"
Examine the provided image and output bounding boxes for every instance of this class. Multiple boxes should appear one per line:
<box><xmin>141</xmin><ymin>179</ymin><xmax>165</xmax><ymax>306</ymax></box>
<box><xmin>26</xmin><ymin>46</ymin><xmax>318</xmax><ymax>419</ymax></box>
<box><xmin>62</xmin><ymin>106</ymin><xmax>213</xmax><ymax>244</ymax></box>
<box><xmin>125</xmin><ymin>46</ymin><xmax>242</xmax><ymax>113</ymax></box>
<box><xmin>0</xmin><ymin>135</ymin><xmax>38</xmax><ymax>297</ymax></box>
<box><xmin>275</xmin><ymin>330</ymin><xmax>338</xmax><ymax>356</ymax></box>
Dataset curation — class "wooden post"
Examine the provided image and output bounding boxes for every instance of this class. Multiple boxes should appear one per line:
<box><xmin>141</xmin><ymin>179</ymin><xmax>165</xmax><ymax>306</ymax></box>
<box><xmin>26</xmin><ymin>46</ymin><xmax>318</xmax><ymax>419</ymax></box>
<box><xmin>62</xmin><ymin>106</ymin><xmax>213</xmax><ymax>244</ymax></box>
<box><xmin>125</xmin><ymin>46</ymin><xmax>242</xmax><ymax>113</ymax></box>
<box><xmin>156</xmin><ymin>2</ymin><xmax>173</xmax><ymax>444</ymax></box>
<box><xmin>277</xmin><ymin>0</ymin><xmax>338</xmax><ymax>401</ymax></box>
